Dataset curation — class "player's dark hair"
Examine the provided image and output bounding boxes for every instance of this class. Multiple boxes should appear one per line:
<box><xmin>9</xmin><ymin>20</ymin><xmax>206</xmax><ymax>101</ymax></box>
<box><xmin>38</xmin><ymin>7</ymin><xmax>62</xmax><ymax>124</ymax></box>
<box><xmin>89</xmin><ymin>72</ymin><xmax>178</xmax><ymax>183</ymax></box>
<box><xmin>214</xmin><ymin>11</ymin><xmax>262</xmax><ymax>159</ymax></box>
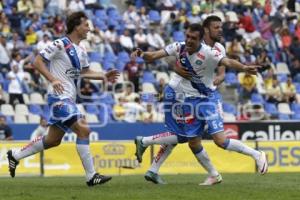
<box><xmin>66</xmin><ymin>11</ymin><xmax>88</xmax><ymax>34</ymax></box>
<box><xmin>203</xmin><ymin>15</ymin><xmax>222</xmax><ymax>28</ymax></box>
<box><xmin>187</xmin><ymin>23</ymin><xmax>204</xmax><ymax>39</ymax></box>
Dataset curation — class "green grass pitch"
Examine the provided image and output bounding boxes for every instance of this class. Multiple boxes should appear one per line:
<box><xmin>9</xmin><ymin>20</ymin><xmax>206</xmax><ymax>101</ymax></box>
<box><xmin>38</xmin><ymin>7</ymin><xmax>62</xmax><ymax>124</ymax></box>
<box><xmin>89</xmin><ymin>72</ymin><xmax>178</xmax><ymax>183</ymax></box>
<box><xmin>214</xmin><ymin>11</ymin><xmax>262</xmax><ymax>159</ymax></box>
<box><xmin>0</xmin><ymin>173</ymin><xmax>299</xmax><ymax>200</ymax></box>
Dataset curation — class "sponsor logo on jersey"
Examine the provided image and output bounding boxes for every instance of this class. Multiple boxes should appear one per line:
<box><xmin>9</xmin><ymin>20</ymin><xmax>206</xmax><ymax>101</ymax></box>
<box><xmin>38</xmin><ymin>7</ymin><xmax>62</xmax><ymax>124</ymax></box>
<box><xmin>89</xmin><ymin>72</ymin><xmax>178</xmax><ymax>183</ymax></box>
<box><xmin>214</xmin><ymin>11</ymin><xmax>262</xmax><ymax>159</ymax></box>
<box><xmin>65</xmin><ymin>68</ymin><xmax>80</xmax><ymax>79</ymax></box>
<box><xmin>195</xmin><ymin>60</ymin><xmax>203</xmax><ymax>65</ymax></box>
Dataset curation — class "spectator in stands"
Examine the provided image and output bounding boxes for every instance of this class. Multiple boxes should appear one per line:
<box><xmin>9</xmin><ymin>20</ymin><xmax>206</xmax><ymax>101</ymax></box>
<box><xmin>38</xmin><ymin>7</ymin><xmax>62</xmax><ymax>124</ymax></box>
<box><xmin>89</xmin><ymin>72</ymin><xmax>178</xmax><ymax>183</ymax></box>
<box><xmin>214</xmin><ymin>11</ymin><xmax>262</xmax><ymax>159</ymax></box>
<box><xmin>105</xmin><ymin>25</ymin><xmax>120</xmax><ymax>53</ymax></box>
<box><xmin>227</xmin><ymin>38</ymin><xmax>244</xmax><ymax>59</ymax></box>
<box><xmin>30</xmin><ymin>116</ymin><xmax>48</xmax><ymax>140</ymax></box>
<box><xmin>124</xmin><ymin>56</ymin><xmax>142</xmax><ymax>93</ymax></box>
<box><xmin>134</xmin><ymin>27</ymin><xmax>148</xmax><ymax>51</ymax></box>
<box><xmin>7</xmin><ymin>64</ymin><xmax>26</xmax><ymax>105</ymax></box>
<box><xmin>84</xmin><ymin>0</ymin><xmax>103</xmax><ymax>10</ymax></box>
<box><xmin>137</xmin><ymin>6</ymin><xmax>149</xmax><ymax>30</ymax></box>
<box><xmin>265</xmin><ymin>77</ymin><xmax>282</xmax><ymax>104</ymax></box>
<box><xmin>29</xmin><ymin>69</ymin><xmax>47</xmax><ymax>95</ymax></box>
<box><xmin>0</xmin><ymin>85</ymin><xmax>6</xmax><ymax>105</ymax></box>
<box><xmin>25</xmin><ymin>25</ymin><xmax>38</xmax><ymax>46</ymax></box>
<box><xmin>121</xmin><ymin>84</ymin><xmax>139</xmax><ymax>102</ymax></box>
<box><xmin>120</xmin><ymin>29</ymin><xmax>134</xmax><ymax>53</ymax></box>
<box><xmin>0</xmin><ymin>16</ymin><xmax>11</xmax><ymax>37</ymax></box>
<box><xmin>256</xmin><ymin>49</ymin><xmax>272</xmax><ymax>72</ymax></box>
<box><xmin>141</xmin><ymin>103</ymin><xmax>158</xmax><ymax>123</ymax></box>
<box><xmin>88</xmin><ymin>27</ymin><xmax>114</xmax><ymax>54</ymax></box>
<box><xmin>80</xmin><ymin>79</ymin><xmax>96</xmax><ymax>102</ymax></box>
<box><xmin>36</xmin><ymin>24</ymin><xmax>52</xmax><ymax>41</ymax></box>
<box><xmin>0</xmin><ymin>35</ymin><xmax>10</xmax><ymax>74</ymax></box>
<box><xmin>7</xmin><ymin>7</ymin><xmax>23</xmax><ymax>35</ymax></box>
<box><xmin>263</xmin><ymin>68</ymin><xmax>275</xmax><ymax>89</ymax></box>
<box><xmin>295</xmin><ymin>20</ymin><xmax>300</xmax><ymax>41</ymax></box>
<box><xmin>0</xmin><ymin>115</ymin><xmax>13</xmax><ymax>140</ymax></box>
<box><xmin>146</xmin><ymin>28</ymin><xmax>165</xmax><ymax>50</ymax></box>
<box><xmin>281</xmin><ymin>27</ymin><xmax>292</xmax><ymax>49</ymax></box>
<box><xmin>68</xmin><ymin>0</ymin><xmax>85</xmax><ymax>13</ymax></box>
<box><xmin>187</xmin><ymin>8</ymin><xmax>201</xmax><ymax>24</ymax></box>
<box><xmin>36</xmin><ymin>34</ymin><xmax>52</xmax><ymax>51</ymax></box>
<box><xmin>223</xmin><ymin>14</ymin><xmax>238</xmax><ymax>42</ymax></box>
<box><xmin>53</xmin><ymin>15</ymin><xmax>65</xmax><ymax>38</ymax></box>
<box><xmin>11</xmin><ymin>51</ymin><xmax>33</xmax><ymax>72</ymax></box>
<box><xmin>123</xmin><ymin>97</ymin><xmax>145</xmax><ymax>123</ymax></box>
<box><xmin>239</xmin><ymin>73</ymin><xmax>257</xmax><ymax>103</ymax></box>
<box><xmin>240</xmin><ymin>49</ymin><xmax>256</xmax><ymax>65</ymax></box>
<box><xmin>7</xmin><ymin>32</ymin><xmax>26</xmax><ymax>53</ymax></box>
<box><xmin>237</xmin><ymin>12</ymin><xmax>261</xmax><ymax>42</ymax></box>
<box><xmin>123</xmin><ymin>4</ymin><xmax>139</xmax><ymax>36</ymax></box>
<box><xmin>45</xmin><ymin>0</ymin><xmax>62</xmax><ymax>17</ymax></box>
<box><xmin>156</xmin><ymin>78</ymin><xmax>166</xmax><ymax>102</ymax></box>
<box><xmin>290</xmin><ymin>36</ymin><xmax>300</xmax><ymax>59</ymax></box>
<box><xmin>281</xmin><ymin>76</ymin><xmax>296</xmax><ymax>103</ymax></box>
<box><xmin>258</xmin><ymin>14</ymin><xmax>274</xmax><ymax>48</ymax></box>
<box><xmin>289</xmin><ymin>58</ymin><xmax>300</xmax><ymax>79</ymax></box>
<box><xmin>113</xmin><ymin>97</ymin><xmax>126</xmax><ymax>121</ymax></box>
<box><xmin>17</xmin><ymin>0</ymin><xmax>34</xmax><ymax>15</ymax></box>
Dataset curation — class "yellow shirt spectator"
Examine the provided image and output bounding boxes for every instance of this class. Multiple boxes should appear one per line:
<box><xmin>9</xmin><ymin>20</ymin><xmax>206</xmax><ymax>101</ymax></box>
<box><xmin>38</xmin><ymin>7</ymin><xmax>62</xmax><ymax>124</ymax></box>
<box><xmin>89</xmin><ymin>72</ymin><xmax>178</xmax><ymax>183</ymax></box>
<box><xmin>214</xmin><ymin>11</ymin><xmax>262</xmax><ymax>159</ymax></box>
<box><xmin>239</xmin><ymin>73</ymin><xmax>257</xmax><ymax>91</ymax></box>
<box><xmin>17</xmin><ymin>0</ymin><xmax>34</xmax><ymax>14</ymax></box>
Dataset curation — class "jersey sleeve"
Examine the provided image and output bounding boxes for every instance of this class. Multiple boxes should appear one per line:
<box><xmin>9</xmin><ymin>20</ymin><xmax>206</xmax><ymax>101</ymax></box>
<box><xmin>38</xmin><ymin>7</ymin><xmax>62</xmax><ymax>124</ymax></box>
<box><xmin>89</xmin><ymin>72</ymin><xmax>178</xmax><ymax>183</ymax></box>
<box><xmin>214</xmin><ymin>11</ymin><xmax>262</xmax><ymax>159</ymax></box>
<box><xmin>82</xmin><ymin>51</ymin><xmax>90</xmax><ymax>69</ymax></box>
<box><xmin>39</xmin><ymin>39</ymin><xmax>64</xmax><ymax>62</ymax></box>
<box><xmin>164</xmin><ymin>42</ymin><xmax>183</xmax><ymax>57</ymax></box>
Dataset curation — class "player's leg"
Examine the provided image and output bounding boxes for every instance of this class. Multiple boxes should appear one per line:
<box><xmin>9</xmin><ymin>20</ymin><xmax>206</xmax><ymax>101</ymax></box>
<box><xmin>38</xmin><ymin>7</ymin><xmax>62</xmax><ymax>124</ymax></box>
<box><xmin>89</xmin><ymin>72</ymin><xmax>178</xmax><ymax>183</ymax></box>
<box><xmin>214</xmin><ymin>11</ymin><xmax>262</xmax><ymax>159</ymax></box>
<box><xmin>144</xmin><ymin>144</ymin><xmax>176</xmax><ymax>184</ymax></box>
<box><xmin>70</xmin><ymin>117</ymin><xmax>112</xmax><ymax>186</ymax></box>
<box><xmin>7</xmin><ymin>125</ymin><xmax>65</xmax><ymax>177</ymax></box>
<box><xmin>185</xmin><ymin>97</ymin><xmax>222</xmax><ymax>185</ymax></box>
<box><xmin>135</xmin><ymin>85</ymin><xmax>180</xmax><ymax>163</ymax></box>
<box><xmin>212</xmin><ymin>132</ymin><xmax>268</xmax><ymax>174</ymax></box>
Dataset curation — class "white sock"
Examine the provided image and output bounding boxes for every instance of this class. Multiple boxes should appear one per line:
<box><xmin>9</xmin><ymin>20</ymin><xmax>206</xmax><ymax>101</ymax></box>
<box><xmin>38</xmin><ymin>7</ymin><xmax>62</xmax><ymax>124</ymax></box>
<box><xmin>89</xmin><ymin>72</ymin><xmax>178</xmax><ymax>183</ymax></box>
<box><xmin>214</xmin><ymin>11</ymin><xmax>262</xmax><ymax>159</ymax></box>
<box><xmin>142</xmin><ymin>132</ymin><xmax>178</xmax><ymax>146</ymax></box>
<box><xmin>194</xmin><ymin>148</ymin><xmax>219</xmax><ymax>177</ymax></box>
<box><xmin>76</xmin><ymin>138</ymin><xmax>96</xmax><ymax>181</ymax></box>
<box><xmin>226</xmin><ymin>139</ymin><xmax>260</xmax><ymax>160</ymax></box>
<box><xmin>13</xmin><ymin>136</ymin><xmax>45</xmax><ymax>161</ymax></box>
<box><xmin>149</xmin><ymin>144</ymin><xmax>175</xmax><ymax>173</ymax></box>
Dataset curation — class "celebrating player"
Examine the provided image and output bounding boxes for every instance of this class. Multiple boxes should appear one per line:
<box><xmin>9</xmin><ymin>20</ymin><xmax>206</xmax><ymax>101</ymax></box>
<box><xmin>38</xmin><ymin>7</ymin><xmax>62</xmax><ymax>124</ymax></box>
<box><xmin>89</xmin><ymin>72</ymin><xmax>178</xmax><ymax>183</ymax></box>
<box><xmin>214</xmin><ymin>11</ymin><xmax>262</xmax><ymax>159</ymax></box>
<box><xmin>132</xmin><ymin>22</ymin><xmax>268</xmax><ymax>184</ymax></box>
<box><xmin>7</xmin><ymin>11</ymin><xmax>119</xmax><ymax>186</ymax></box>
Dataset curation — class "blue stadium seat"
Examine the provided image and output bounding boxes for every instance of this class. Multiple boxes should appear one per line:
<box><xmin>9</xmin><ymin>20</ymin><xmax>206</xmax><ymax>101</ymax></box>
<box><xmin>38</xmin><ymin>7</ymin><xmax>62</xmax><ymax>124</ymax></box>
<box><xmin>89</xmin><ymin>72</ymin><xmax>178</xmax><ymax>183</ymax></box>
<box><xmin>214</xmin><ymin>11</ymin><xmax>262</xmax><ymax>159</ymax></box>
<box><xmin>222</xmin><ymin>102</ymin><xmax>237</xmax><ymax>115</ymax></box>
<box><xmin>98</xmin><ymin>104</ymin><xmax>114</xmax><ymax>123</ymax></box>
<box><xmin>43</xmin><ymin>105</ymin><xmax>50</xmax><ymax>116</ymax></box>
<box><xmin>85</xmin><ymin>104</ymin><xmax>99</xmax><ymax>114</ymax></box>
<box><xmin>291</xmin><ymin>113</ymin><xmax>300</xmax><ymax>120</ymax></box>
<box><xmin>173</xmin><ymin>31</ymin><xmax>185</xmax><ymax>42</ymax></box>
<box><xmin>291</xmin><ymin>103</ymin><xmax>300</xmax><ymax>113</ymax></box>
<box><xmin>277</xmin><ymin>74</ymin><xmax>288</xmax><ymax>83</ymax></box>
<box><xmin>101</xmin><ymin>93</ymin><xmax>115</xmax><ymax>106</ymax></box>
<box><xmin>143</xmin><ymin>71</ymin><xmax>157</xmax><ymax>84</ymax></box>
<box><xmin>102</xmin><ymin>60</ymin><xmax>115</xmax><ymax>71</ymax></box>
<box><xmin>95</xmin><ymin>9</ymin><xmax>107</xmax><ymax>21</ymax></box>
<box><xmin>148</xmin><ymin>10</ymin><xmax>161</xmax><ymax>23</ymax></box>
<box><xmin>251</xmin><ymin>93</ymin><xmax>265</xmax><ymax>104</ymax></box>
<box><xmin>93</xmin><ymin>19</ymin><xmax>108</xmax><ymax>31</ymax></box>
<box><xmin>141</xmin><ymin>93</ymin><xmax>157</xmax><ymax>103</ymax></box>
<box><xmin>278</xmin><ymin>113</ymin><xmax>290</xmax><ymax>120</ymax></box>
<box><xmin>264</xmin><ymin>103</ymin><xmax>278</xmax><ymax>115</ymax></box>
<box><xmin>115</xmin><ymin>60</ymin><xmax>126</xmax><ymax>71</ymax></box>
<box><xmin>5</xmin><ymin>116</ymin><xmax>13</xmax><ymax>124</ymax></box>
<box><xmin>89</xmin><ymin>52</ymin><xmax>102</xmax><ymax>63</ymax></box>
<box><xmin>103</xmin><ymin>51</ymin><xmax>117</xmax><ymax>62</ymax></box>
<box><xmin>294</xmin><ymin>83</ymin><xmax>300</xmax><ymax>94</ymax></box>
<box><xmin>107</xmin><ymin>9</ymin><xmax>121</xmax><ymax>21</ymax></box>
<box><xmin>118</xmin><ymin>51</ymin><xmax>130</xmax><ymax>63</ymax></box>
<box><xmin>136</xmin><ymin>57</ymin><xmax>145</xmax><ymax>64</ymax></box>
<box><xmin>224</xmin><ymin>72</ymin><xmax>238</xmax><ymax>85</ymax></box>
<box><xmin>29</xmin><ymin>104</ymin><xmax>43</xmax><ymax>115</ymax></box>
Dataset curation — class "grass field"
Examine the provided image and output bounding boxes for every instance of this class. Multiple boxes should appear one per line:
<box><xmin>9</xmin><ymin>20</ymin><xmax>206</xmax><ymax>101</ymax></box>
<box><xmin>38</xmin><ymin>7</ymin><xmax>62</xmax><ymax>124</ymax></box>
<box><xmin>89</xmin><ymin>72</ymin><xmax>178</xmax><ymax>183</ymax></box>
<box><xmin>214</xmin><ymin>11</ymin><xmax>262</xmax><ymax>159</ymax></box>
<box><xmin>0</xmin><ymin>173</ymin><xmax>299</xmax><ymax>200</ymax></box>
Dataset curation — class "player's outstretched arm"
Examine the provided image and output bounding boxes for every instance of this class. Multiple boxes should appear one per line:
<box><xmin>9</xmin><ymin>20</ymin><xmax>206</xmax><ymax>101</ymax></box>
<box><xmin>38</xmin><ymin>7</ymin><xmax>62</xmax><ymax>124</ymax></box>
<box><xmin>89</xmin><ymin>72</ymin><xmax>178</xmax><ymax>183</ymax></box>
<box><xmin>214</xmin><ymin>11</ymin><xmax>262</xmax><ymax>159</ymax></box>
<box><xmin>131</xmin><ymin>48</ymin><xmax>168</xmax><ymax>62</ymax></box>
<box><xmin>213</xmin><ymin>66</ymin><xmax>225</xmax><ymax>86</ymax></box>
<box><xmin>33</xmin><ymin>55</ymin><xmax>64</xmax><ymax>94</ymax></box>
<box><xmin>220</xmin><ymin>57</ymin><xmax>259</xmax><ymax>75</ymax></box>
<box><xmin>80</xmin><ymin>68</ymin><xmax>120</xmax><ymax>82</ymax></box>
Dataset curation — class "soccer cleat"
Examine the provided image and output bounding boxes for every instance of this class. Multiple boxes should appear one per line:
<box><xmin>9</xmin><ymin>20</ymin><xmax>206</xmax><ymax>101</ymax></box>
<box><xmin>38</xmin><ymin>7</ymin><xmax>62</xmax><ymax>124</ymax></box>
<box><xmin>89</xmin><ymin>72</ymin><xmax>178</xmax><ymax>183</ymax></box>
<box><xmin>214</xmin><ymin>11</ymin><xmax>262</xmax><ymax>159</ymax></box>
<box><xmin>7</xmin><ymin>150</ymin><xmax>19</xmax><ymax>178</ymax></box>
<box><xmin>86</xmin><ymin>173</ymin><xmax>112</xmax><ymax>187</ymax></box>
<box><xmin>135</xmin><ymin>136</ymin><xmax>147</xmax><ymax>163</ymax></box>
<box><xmin>199</xmin><ymin>174</ymin><xmax>222</xmax><ymax>186</ymax></box>
<box><xmin>144</xmin><ymin>170</ymin><xmax>167</xmax><ymax>184</ymax></box>
<box><xmin>256</xmin><ymin>151</ymin><xmax>268</xmax><ymax>175</ymax></box>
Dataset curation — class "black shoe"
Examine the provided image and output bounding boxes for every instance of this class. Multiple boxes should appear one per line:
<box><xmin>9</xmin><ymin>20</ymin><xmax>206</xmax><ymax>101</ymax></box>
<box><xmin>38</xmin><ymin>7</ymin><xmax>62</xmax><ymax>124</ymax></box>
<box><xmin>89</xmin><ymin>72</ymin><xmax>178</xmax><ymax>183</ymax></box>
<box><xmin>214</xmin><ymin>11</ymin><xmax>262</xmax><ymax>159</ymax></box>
<box><xmin>7</xmin><ymin>150</ymin><xmax>19</xmax><ymax>178</ymax></box>
<box><xmin>86</xmin><ymin>173</ymin><xmax>112</xmax><ymax>187</ymax></box>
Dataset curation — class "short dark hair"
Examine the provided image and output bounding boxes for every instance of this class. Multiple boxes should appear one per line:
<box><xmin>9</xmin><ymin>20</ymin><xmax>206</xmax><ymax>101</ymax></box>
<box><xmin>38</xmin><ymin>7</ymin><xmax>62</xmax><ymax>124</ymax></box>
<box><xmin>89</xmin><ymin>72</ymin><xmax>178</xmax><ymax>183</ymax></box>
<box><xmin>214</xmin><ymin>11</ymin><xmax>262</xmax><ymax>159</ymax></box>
<box><xmin>203</xmin><ymin>15</ymin><xmax>222</xmax><ymax>28</ymax></box>
<box><xmin>187</xmin><ymin>23</ymin><xmax>204</xmax><ymax>39</ymax></box>
<box><xmin>66</xmin><ymin>11</ymin><xmax>88</xmax><ymax>34</ymax></box>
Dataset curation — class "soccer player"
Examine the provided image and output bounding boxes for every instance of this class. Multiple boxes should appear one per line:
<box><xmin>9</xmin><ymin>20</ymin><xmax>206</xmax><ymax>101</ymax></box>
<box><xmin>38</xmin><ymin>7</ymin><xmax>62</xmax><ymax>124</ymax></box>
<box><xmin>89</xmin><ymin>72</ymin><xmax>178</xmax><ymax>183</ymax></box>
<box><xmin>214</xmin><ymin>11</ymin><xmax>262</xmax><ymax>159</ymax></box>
<box><xmin>141</xmin><ymin>16</ymin><xmax>228</xmax><ymax>186</ymax></box>
<box><xmin>132</xmin><ymin>23</ymin><xmax>268</xmax><ymax>183</ymax></box>
<box><xmin>6</xmin><ymin>11</ymin><xmax>119</xmax><ymax>186</ymax></box>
